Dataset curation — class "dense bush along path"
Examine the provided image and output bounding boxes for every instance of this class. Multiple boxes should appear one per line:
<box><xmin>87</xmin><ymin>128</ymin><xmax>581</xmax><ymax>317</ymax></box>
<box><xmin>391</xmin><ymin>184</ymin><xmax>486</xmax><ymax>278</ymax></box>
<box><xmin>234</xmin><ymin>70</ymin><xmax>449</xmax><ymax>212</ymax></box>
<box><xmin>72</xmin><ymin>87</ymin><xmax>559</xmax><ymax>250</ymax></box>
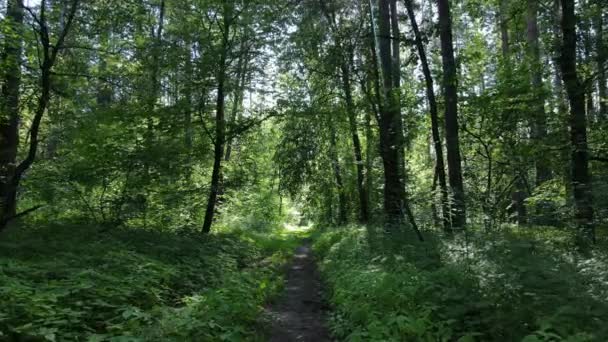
<box><xmin>266</xmin><ymin>240</ymin><xmax>331</xmax><ymax>341</ymax></box>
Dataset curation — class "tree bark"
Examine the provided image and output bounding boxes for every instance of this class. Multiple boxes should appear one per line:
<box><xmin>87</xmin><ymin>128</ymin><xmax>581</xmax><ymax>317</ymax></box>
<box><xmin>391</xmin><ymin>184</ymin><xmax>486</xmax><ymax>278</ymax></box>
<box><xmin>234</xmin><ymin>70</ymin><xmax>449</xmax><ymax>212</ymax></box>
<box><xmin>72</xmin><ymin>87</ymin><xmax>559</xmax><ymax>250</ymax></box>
<box><xmin>596</xmin><ymin>3</ymin><xmax>607</xmax><ymax>120</ymax></box>
<box><xmin>527</xmin><ymin>0</ymin><xmax>552</xmax><ymax>185</ymax></box>
<box><xmin>559</xmin><ymin>0</ymin><xmax>595</xmax><ymax>246</ymax></box>
<box><xmin>390</xmin><ymin>0</ymin><xmax>400</xmax><ymax>90</ymax></box>
<box><xmin>341</xmin><ymin>61</ymin><xmax>369</xmax><ymax>223</ymax></box>
<box><xmin>319</xmin><ymin>1</ymin><xmax>369</xmax><ymax>223</ymax></box>
<box><xmin>96</xmin><ymin>31</ymin><xmax>113</xmax><ymax>108</ymax></box>
<box><xmin>365</xmin><ymin>107</ymin><xmax>374</xmax><ymax>218</ymax></box>
<box><xmin>329</xmin><ymin>117</ymin><xmax>347</xmax><ymax>225</ymax></box>
<box><xmin>141</xmin><ymin>0</ymin><xmax>165</xmax><ymax>228</ymax></box>
<box><xmin>580</xmin><ymin>0</ymin><xmax>595</xmax><ymax>119</ymax></box>
<box><xmin>145</xmin><ymin>0</ymin><xmax>165</xmax><ymax>141</ymax></box>
<box><xmin>376</xmin><ymin>0</ymin><xmax>407</xmax><ymax>222</ymax></box>
<box><xmin>202</xmin><ymin>8</ymin><xmax>231</xmax><ymax>234</ymax></box>
<box><xmin>0</xmin><ymin>0</ymin><xmax>24</xmax><ymax>223</ymax></box>
<box><xmin>184</xmin><ymin>42</ymin><xmax>194</xmax><ymax>151</ymax></box>
<box><xmin>437</xmin><ymin>0</ymin><xmax>466</xmax><ymax>229</ymax></box>
<box><xmin>225</xmin><ymin>32</ymin><xmax>250</xmax><ymax>162</ymax></box>
<box><xmin>0</xmin><ymin>0</ymin><xmax>79</xmax><ymax>230</ymax></box>
<box><xmin>389</xmin><ymin>0</ymin><xmax>407</xmax><ymax>182</ymax></box>
<box><xmin>498</xmin><ymin>0</ymin><xmax>527</xmax><ymax>225</ymax></box>
<box><xmin>499</xmin><ymin>0</ymin><xmax>510</xmax><ymax>58</ymax></box>
<box><xmin>367</xmin><ymin>0</ymin><xmax>384</xmax><ymax>118</ymax></box>
<box><xmin>404</xmin><ymin>0</ymin><xmax>450</xmax><ymax>232</ymax></box>
<box><xmin>431</xmin><ymin>164</ymin><xmax>440</xmax><ymax>227</ymax></box>
<box><xmin>551</xmin><ymin>0</ymin><xmax>574</xmax><ymax>203</ymax></box>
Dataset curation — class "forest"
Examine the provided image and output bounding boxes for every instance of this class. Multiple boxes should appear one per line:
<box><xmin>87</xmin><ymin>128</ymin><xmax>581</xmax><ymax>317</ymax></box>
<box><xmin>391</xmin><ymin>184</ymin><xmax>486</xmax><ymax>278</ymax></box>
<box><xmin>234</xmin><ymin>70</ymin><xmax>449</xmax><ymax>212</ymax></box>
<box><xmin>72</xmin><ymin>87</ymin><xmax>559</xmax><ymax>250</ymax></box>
<box><xmin>0</xmin><ymin>0</ymin><xmax>607</xmax><ymax>340</ymax></box>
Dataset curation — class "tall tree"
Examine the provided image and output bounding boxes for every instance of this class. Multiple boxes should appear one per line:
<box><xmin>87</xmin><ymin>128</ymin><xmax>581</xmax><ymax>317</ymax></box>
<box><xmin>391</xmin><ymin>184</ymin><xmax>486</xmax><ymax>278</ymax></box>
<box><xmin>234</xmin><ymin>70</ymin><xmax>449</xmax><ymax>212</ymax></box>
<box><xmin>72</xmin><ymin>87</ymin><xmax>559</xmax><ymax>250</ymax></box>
<box><xmin>319</xmin><ymin>3</ymin><xmax>369</xmax><ymax>223</ymax></box>
<box><xmin>404</xmin><ymin>0</ymin><xmax>450</xmax><ymax>231</ymax></box>
<box><xmin>527</xmin><ymin>0</ymin><xmax>551</xmax><ymax>185</ymax></box>
<box><xmin>499</xmin><ymin>0</ymin><xmax>527</xmax><ymax>225</ymax></box>
<box><xmin>376</xmin><ymin>0</ymin><xmax>407</xmax><ymax>222</ymax></box>
<box><xmin>225</xmin><ymin>32</ymin><xmax>250</xmax><ymax>162</ymax></box>
<box><xmin>202</xmin><ymin>2</ymin><xmax>232</xmax><ymax>234</ymax></box>
<box><xmin>329</xmin><ymin>115</ymin><xmax>347</xmax><ymax>224</ymax></box>
<box><xmin>0</xmin><ymin>0</ymin><xmax>80</xmax><ymax>230</ymax></box>
<box><xmin>596</xmin><ymin>1</ymin><xmax>607</xmax><ymax>120</ymax></box>
<box><xmin>580</xmin><ymin>0</ymin><xmax>595</xmax><ymax>118</ymax></box>
<box><xmin>437</xmin><ymin>0</ymin><xmax>466</xmax><ymax>229</ymax></box>
<box><xmin>0</xmin><ymin>0</ymin><xmax>24</xmax><ymax>223</ymax></box>
<box><xmin>559</xmin><ymin>0</ymin><xmax>595</xmax><ymax>245</ymax></box>
<box><xmin>141</xmin><ymin>0</ymin><xmax>165</xmax><ymax>227</ymax></box>
<box><xmin>341</xmin><ymin>57</ymin><xmax>369</xmax><ymax>223</ymax></box>
<box><xmin>147</xmin><ymin>0</ymin><xmax>165</xmax><ymax>134</ymax></box>
<box><xmin>499</xmin><ymin>0</ymin><xmax>510</xmax><ymax>57</ymax></box>
<box><xmin>184</xmin><ymin>41</ymin><xmax>194</xmax><ymax>151</ymax></box>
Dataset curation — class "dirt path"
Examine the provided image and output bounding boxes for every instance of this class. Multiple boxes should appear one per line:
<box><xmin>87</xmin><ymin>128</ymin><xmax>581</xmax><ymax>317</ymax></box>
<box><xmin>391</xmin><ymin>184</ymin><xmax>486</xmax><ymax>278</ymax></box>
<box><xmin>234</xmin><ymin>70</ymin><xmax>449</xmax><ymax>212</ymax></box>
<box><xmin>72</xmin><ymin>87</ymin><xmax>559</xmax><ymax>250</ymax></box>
<box><xmin>266</xmin><ymin>241</ymin><xmax>332</xmax><ymax>342</ymax></box>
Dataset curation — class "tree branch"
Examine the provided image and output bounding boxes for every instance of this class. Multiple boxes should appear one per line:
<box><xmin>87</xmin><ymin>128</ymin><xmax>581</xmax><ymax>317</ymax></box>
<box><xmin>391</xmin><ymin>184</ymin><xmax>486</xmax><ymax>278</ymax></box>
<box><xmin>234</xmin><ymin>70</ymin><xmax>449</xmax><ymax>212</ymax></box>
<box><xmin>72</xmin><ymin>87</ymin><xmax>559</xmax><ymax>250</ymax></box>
<box><xmin>590</xmin><ymin>156</ymin><xmax>608</xmax><ymax>163</ymax></box>
<box><xmin>1</xmin><ymin>205</ymin><xmax>45</xmax><ymax>227</ymax></box>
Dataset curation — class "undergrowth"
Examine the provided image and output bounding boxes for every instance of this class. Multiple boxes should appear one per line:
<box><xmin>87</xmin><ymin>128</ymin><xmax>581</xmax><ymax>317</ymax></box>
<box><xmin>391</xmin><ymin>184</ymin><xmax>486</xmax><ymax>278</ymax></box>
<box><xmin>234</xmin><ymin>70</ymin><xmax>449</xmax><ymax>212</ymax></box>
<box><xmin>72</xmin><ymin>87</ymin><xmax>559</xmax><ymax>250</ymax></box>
<box><xmin>313</xmin><ymin>225</ymin><xmax>608</xmax><ymax>341</ymax></box>
<box><xmin>0</xmin><ymin>222</ymin><xmax>299</xmax><ymax>341</ymax></box>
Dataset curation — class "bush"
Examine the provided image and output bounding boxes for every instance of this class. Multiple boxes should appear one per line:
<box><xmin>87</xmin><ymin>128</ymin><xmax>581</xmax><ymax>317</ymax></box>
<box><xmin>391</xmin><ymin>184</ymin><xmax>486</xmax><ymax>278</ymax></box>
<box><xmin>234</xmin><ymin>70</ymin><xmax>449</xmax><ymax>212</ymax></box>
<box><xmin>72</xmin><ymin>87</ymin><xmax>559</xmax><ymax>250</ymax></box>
<box><xmin>313</xmin><ymin>226</ymin><xmax>608</xmax><ymax>342</ymax></box>
<box><xmin>0</xmin><ymin>223</ymin><xmax>293</xmax><ymax>341</ymax></box>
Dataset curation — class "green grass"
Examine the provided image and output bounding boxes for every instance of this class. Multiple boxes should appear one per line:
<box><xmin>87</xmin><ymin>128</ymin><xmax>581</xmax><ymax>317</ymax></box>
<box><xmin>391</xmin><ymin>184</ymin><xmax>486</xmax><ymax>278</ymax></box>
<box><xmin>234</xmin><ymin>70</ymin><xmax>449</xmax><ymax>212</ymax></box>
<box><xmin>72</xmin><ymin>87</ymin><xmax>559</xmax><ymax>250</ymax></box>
<box><xmin>0</xmin><ymin>222</ymin><xmax>300</xmax><ymax>341</ymax></box>
<box><xmin>312</xmin><ymin>225</ymin><xmax>608</xmax><ymax>342</ymax></box>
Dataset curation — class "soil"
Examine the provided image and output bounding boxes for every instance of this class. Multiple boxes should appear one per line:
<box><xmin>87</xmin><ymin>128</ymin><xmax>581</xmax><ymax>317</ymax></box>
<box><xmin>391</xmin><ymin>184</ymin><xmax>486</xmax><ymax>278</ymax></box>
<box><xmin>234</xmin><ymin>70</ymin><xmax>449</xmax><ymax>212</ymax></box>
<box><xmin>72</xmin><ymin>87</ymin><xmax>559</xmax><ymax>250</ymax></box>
<box><xmin>265</xmin><ymin>241</ymin><xmax>332</xmax><ymax>342</ymax></box>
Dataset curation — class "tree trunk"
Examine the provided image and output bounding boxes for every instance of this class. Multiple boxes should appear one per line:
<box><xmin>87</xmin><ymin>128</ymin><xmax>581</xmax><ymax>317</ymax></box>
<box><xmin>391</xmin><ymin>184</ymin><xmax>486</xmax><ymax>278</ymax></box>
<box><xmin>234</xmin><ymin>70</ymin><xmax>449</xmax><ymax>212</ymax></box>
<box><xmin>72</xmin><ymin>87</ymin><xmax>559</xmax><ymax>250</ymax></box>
<box><xmin>581</xmin><ymin>0</ymin><xmax>595</xmax><ymax>118</ymax></box>
<box><xmin>405</xmin><ymin>0</ymin><xmax>450</xmax><ymax>232</ymax></box>
<box><xmin>0</xmin><ymin>0</ymin><xmax>24</xmax><ymax>223</ymax></box>
<box><xmin>559</xmin><ymin>0</ymin><xmax>595</xmax><ymax>246</ymax></box>
<box><xmin>367</xmin><ymin>0</ymin><xmax>384</xmax><ymax>118</ymax></box>
<box><xmin>551</xmin><ymin>0</ymin><xmax>574</xmax><ymax>203</ymax></box>
<box><xmin>320</xmin><ymin>2</ymin><xmax>369</xmax><ymax>223</ymax></box>
<box><xmin>365</xmin><ymin>108</ymin><xmax>374</xmax><ymax>218</ymax></box>
<box><xmin>341</xmin><ymin>61</ymin><xmax>369</xmax><ymax>223</ymax></box>
<box><xmin>329</xmin><ymin>117</ymin><xmax>347</xmax><ymax>225</ymax></box>
<box><xmin>596</xmin><ymin>3</ymin><xmax>607</xmax><ymax>120</ymax></box>
<box><xmin>390</xmin><ymin>0</ymin><xmax>401</xmax><ymax>92</ymax></box>
<box><xmin>184</xmin><ymin>41</ymin><xmax>194</xmax><ymax>152</ymax></box>
<box><xmin>225</xmin><ymin>33</ymin><xmax>249</xmax><ymax>162</ymax></box>
<box><xmin>0</xmin><ymin>0</ymin><xmax>79</xmax><ymax>230</ymax></box>
<box><xmin>499</xmin><ymin>0</ymin><xmax>527</xmax><ymax>225</ymax></box>
<box><xmin>527</xmin><ymin>0</ymin><xmax>552</xmax><ymax>185</ymax></box>
<box><xmin>202</xmin><ymin>10</ymin><xmax>230</xmax><ymax>234</ymax></box>
<box><xmin>437</xmin><ymin>0</ymin><xmax>466</xmax><ymax>229</ymax></box>
<box><xmin>376</xmin><ymin>0</ymin><xmax>407</xmax><ymax>222</ymax></box>
<box><xmin>145</xmin><ymin>0</ymin><xmax>165</xmax><ymax>142</ymax></box>
<box><xmin>389</xmin><ymin>0</ymin><xmax>407</xmax><ymax>182</ymax></box>
<box><xmin>96</xmin><ymin>48</ymin><xmax>113</xmax><ymax>106</ymax></box>
<box><xmin>431</xmin><ymin>164</ymin><xmax>440</xmax><ymax>227</ymax></box>
<box><xmin>499</xmin><ymin>0</ymin><xmax>510</xmax><ymax>58</ymax></box>
<box><xmin>511</xmin><ymin>176</ymin><xmax>528</xmax><ymax>224</ymax></box>
<box><xmin>141</xmin><ymin>0</ymin><xmax>165</xmax><ymax>228</ymax></box>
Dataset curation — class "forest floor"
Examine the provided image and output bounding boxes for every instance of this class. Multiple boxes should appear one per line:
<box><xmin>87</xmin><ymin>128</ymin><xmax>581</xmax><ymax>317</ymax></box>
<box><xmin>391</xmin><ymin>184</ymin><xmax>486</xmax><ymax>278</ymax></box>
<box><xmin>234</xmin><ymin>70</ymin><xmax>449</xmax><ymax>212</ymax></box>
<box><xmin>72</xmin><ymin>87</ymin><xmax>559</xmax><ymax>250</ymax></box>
<box><xmin>0</xmin><ymin>222</ymin><xmax>302</xmax><ymax>341</ymax></box>
<box><xmin>265</xmin><ymin>239</ymin><xmax>332</xmax><ymax>342</ymax></box>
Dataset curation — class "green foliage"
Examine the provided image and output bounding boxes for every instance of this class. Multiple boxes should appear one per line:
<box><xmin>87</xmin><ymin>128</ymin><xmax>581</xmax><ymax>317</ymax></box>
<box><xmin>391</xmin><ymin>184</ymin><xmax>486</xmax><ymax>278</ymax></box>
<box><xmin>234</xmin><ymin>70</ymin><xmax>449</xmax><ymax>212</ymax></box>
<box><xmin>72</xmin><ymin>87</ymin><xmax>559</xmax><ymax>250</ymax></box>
<box><xmin>3</xmin><ymin>0</ymin><xmax>608</xmax><ymax>341</ymax></box>
<box><xmin>313</xmin><ymin>227</ymin><xmax>472</xmax><ymax>341</ymax></box>
<box><xmin>0</xmin><ymin>223</ymin><xmax>295</xmax><ymax>341</ymax></box>
<box><xmin>220</xmin><ymin>124</ymin><xmax>287</xmax><ymax>232</ymax></box>
<box><xmin>525</xmin><ymin>179</ymin><xmax>569</xmax><ymax>226</ymax></box>
<box><xmin>313</xmin><ymin>226</ymin><xmax>608</xmax><ymax>341</ymax></box>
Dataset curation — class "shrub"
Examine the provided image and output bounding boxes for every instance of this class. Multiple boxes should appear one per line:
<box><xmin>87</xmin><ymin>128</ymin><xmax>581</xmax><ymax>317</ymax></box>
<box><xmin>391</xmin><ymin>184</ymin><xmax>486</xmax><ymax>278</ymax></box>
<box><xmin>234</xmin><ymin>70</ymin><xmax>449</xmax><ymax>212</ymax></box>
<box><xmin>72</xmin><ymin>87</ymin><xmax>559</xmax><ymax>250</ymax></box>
<box><xmin>0</xmin><ymin>224</ymin><xmax>292</xmax><ymax>341</ymax></box>
<box><xmin>313</xmin><ymin>226</ymin><xmax>608</xmax><ymax>341</ymax></box>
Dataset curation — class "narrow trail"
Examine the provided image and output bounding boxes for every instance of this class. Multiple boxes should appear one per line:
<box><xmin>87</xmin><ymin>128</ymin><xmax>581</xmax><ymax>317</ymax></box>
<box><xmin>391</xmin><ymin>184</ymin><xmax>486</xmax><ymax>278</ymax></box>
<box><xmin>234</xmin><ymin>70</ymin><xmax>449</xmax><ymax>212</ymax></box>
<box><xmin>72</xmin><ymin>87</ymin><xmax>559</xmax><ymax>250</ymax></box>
<box><xmin>266</xmin><ymin>240</ymin><xmax>332</xmax><ymax>342</ymax></box>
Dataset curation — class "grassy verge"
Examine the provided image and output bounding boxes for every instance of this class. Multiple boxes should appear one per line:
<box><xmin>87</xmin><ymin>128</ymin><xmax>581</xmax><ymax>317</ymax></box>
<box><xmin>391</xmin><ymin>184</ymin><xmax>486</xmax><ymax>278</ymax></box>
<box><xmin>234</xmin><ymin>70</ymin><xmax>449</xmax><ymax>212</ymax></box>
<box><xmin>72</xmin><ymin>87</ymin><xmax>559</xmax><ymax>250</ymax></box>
<box><xmin>312</xmin><ymin>225</ymin><xmax>608</xmax><ymax>342</ymax></box>
<box><xmin>0</xmin><ymin>223</ymin><xmax>300</xmax><ymax>341</ymax></box>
